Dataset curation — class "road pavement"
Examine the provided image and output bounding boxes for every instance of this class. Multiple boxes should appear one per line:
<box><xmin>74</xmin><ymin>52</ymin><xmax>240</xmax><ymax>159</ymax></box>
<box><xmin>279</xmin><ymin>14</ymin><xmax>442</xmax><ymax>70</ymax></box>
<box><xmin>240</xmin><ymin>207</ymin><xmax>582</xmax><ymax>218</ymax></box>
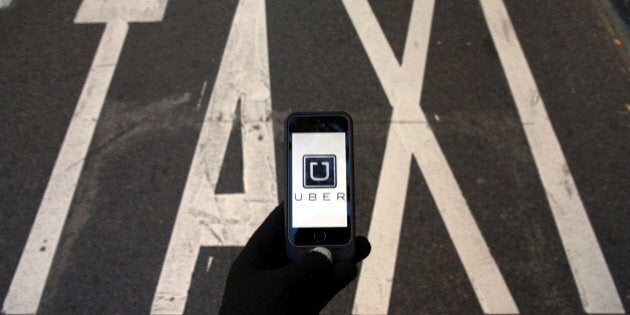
<box><xmin>1</xmin><ymin>0</ymin><xmax>629</xmax><ymax>314</ymax></box>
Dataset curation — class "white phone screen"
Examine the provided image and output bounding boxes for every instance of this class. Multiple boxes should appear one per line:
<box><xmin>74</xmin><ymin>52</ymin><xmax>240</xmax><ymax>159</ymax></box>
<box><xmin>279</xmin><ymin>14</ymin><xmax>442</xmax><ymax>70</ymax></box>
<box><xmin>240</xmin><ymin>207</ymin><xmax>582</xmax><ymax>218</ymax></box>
<box><xmin>291</xmin><ymin>132</ymin><xmax>348</xmax><ymax>228</ymax></box>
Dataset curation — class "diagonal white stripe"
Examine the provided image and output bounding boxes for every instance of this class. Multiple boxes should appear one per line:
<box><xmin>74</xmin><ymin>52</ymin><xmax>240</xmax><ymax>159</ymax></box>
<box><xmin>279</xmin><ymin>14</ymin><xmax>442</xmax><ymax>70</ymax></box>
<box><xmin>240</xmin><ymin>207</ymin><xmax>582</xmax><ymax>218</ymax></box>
<box><xmin>2</xmin><ymin>20</ymin><xmax>129</xmax><ymax>315</ymax></box>
<box><xmin>479</xmin><ymin>0</ymin><xmax>625</xmax><ymax>313</ymax></box>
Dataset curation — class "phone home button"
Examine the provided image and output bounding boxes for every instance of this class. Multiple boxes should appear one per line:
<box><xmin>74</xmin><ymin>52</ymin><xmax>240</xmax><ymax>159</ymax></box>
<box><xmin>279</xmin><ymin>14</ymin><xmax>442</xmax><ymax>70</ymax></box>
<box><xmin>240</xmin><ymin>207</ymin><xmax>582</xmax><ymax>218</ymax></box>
<box><xmin>313</xmin><ymin>231</ymin><xmax>327</xmax><ymax>243</ymax></box>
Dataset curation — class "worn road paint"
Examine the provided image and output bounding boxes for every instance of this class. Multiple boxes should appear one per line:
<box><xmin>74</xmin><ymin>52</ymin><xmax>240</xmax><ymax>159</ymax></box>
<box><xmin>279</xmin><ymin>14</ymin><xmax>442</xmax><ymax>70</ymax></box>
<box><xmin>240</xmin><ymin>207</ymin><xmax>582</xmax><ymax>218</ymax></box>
<box><xmin>2</xmin><ymin>20</ymin><xmax>129</xmax><ymax>315</ymax></box>
<box><xmin>343</xmin><ymin>0</ymin><xmax>519</xmax><ymax>314</ymax></box>
<box><xmin>150</xmin><ymin>0</ymin><xmax>277</xmax><ymax>313</ymax></box>
<box><xmin>479</xmin><ymin>0</ymin><xmax>625</xmax><ymax>313</ymax></box>
<box><xmin>0</xmin><ymin>0</ymin><xmax>13</xmax><ymax>9</ymax></box>
<box><xmin>74</xmin><ymin>0</ymin><xmax>168</xmax><ymax>23</ymax></box>
<box><xmin>2</xmin><ymin>1</ymin><xmax>168</xmax><ymax>313</ymax></box>
<box><xmin>196</xmin><ymin>80</ymin><xmax>208</xmax><ymax>110</ymax></box>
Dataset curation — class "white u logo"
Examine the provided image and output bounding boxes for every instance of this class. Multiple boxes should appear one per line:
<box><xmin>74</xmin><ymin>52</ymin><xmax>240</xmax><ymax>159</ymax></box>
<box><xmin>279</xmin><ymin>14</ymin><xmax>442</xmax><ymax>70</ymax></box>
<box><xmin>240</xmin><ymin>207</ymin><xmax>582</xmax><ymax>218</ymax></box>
<box><xmin>309</xmin><ymin>161</ymin><xmax>330</xmax><ymax>181</ymax></box>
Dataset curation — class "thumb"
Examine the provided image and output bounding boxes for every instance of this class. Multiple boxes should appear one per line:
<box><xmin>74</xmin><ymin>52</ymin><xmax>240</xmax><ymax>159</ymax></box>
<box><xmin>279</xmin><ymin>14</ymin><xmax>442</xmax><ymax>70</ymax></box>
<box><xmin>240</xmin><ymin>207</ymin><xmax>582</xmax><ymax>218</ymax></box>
<box><xmin>283</xmin><ymin>247</ymin><xmax>333</xmax><ymax>288</ymax></box>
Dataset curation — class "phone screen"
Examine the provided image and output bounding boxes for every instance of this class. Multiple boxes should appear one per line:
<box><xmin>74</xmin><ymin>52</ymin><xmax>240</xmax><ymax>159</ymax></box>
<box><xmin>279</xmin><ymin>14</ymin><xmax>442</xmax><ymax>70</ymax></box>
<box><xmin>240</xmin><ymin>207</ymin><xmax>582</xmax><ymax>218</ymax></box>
<box><xmin>291</xmin><ymin>132</ymin><xmax>348</xmax><ymax>228</ymax></box>
<box><xmin>286</xmin><ymin>113</ymin><xmax>353</xmax><ymax>249</ymax></box>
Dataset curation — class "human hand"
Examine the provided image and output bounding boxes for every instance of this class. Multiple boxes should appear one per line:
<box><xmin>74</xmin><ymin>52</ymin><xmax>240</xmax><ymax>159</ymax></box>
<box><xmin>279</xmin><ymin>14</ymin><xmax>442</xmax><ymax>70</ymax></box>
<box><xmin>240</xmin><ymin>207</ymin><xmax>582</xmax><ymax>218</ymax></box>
<box><xmin>220</xmin><ymin>204</ymin><xmax>371</xmax><ymax>314</ymax></box>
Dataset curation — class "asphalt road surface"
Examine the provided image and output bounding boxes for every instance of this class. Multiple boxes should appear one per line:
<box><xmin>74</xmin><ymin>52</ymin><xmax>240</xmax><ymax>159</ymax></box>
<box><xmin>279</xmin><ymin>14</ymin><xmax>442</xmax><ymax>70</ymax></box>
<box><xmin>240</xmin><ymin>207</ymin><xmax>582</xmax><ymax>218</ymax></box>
<box><xmin>1</xmin><ymin>0</ymin><xmax>629</xmax><ymax>314</ymax></box>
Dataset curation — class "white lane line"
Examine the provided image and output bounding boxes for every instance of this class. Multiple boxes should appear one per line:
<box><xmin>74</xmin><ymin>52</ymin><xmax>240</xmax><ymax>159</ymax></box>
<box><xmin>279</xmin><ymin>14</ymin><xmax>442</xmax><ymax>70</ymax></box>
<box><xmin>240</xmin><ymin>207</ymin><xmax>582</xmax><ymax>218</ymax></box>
<box><xmin>2</xmin><ymin>20</ymin><xmax>129</xmax><ymax>315</ymax></box>
<box><xmin>479</xmin><ymin>0</ymin><xmax>625</xmax><ymax>313</ymax></box>
<box><xmin>344</xmin><ymin>0</ymin><xmax>518</xmax><ymax>314</ymax></box>
<box><xmin>3</xmin><ymin>1</ymin><xmax>168</xmax><ymax>313</ymax></box>
<box><xmin>151</xmin><ymin>0</ymin><xmax>277</xmax><ymax>313</ymax></box>
<box><xmin>353</xmin><ymin>121</ymin><xmax>411</xmax><ymax>315</ymax></box>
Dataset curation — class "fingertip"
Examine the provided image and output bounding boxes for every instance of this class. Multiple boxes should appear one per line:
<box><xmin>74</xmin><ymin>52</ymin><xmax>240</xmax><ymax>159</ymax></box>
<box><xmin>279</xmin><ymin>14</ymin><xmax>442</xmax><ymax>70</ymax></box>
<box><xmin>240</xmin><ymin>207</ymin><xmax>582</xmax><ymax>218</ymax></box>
<box><xmin>353</xmin><ymin>236</ymin><xmax>371</xmax><ymax>263</ymax></box>
<box><xmin>310</xmin><ymin>247</ymin><xmax>333</xmax><ymax>264</ymax></box>
<box><xmin>290</xmin><ymin>249</ymin><xmax>333</xmax><ymax>275</ymax></box>
<box><xmin>250</xmin><ymin>204</ymin><xmax>285</xmax><ymax>241</ymax></box>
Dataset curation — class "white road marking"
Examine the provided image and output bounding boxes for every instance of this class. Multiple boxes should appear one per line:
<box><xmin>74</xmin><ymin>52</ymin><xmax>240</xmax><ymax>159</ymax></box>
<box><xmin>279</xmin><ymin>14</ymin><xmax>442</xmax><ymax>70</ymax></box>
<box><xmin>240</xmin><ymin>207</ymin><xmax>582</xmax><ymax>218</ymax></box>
<box><xmin>2</xmin><ymin>2</ymin><xmax>167</xmax><ymax>314</ymax></box>
<box><xmin>150</xmin><ymin>0</ymin><xmax>276</xmax><ymax>313</ymax></box>
<box><xmin>74</xmin><ymin>0</ymin><xmax>167</xmax><ymax>23</ymax></box>
<box><xmin>0</xmin><ymin>0</ymin><xmax>13</xmax><ymax>9</ymax></box>
<box><xmin>479</xmin><ymin>0</ymin><xmax>625</xmax><ymax>313</ymax></box>
<box><xmin>343</xmin><ymin>0</ymin><xmax>518</xmax><ymax>314</ymax></box>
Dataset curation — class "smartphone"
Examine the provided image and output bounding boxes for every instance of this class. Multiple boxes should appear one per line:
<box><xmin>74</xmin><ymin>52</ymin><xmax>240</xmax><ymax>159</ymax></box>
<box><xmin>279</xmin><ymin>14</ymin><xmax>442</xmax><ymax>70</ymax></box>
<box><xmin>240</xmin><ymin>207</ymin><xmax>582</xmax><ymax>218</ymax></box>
<box><xmin>285</xmin><ymin>112</ymin><xmax>355</xmax><ymax>261</ymax></box>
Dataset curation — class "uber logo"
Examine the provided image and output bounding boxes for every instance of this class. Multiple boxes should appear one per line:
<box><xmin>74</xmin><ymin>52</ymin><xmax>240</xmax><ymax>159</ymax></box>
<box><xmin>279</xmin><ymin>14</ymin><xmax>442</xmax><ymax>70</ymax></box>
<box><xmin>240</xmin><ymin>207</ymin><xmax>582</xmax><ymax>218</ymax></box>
<box><xmin>303</xmin><ymin>155</ymin><xmax>336</xmax><ymax>188</ymax></box>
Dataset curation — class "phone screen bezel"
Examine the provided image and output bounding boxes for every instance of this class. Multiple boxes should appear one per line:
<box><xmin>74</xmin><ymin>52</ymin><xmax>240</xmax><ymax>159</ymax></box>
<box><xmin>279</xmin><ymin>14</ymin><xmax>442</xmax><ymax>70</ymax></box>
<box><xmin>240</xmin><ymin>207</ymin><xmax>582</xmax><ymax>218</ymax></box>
<box><xmin>286</xmin><ymin>113</ymin><xmax>353</xmax><ymax>246</ymax></box>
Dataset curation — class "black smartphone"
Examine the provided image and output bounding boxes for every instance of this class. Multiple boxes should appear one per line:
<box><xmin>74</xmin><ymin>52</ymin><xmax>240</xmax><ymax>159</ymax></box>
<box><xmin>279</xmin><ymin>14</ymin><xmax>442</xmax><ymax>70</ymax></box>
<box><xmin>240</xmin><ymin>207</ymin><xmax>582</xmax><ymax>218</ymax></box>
<box><xmin>285</xmin><ymin>112</ymin><xmax>355</xmax><ymax>261</ymax></box>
